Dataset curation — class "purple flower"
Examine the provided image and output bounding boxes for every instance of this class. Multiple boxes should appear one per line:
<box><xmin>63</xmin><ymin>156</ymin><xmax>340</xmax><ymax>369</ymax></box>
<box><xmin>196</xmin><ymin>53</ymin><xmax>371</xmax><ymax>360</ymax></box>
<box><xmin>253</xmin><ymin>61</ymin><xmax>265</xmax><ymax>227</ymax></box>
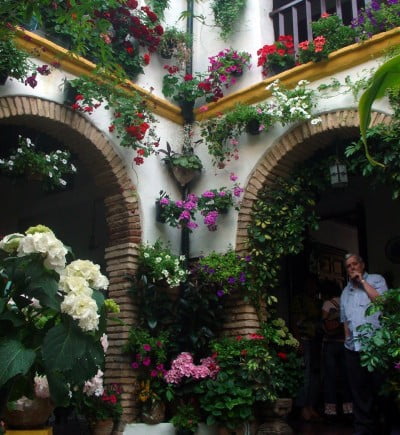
<box><xmin>175</xmin><ymin>200</ymin><xmax>184</xmax><ymax>208</ymax></box>
<box><xmin>184</xmin><ymin>200</ymin><xmax>197</xmax><ymax>210</ymax></box>
<box><xmin>394</xmin><ymin>362</ymin><xmax>400</xmax><ymax>370</ymax></box>
<box><xmin>36</xmin><ymin>64</ymin><xmax>51</xmax><ymax>76</ymax></box>
<box><xmin>143</xmin><ymin>344</ymin><xmax>152</xmax><ymax>352</ymax></box>
<box><xmin>204</xmin><ymin>211</ymin><xmax>219</xmax><ymax>226</ymax></box>
<box><xmin>245</xmin><ymin>255</ymin><xmax>252</xmax><ymax>262</ymax></box>
<box><xmin>24</xmin><ymin>73</ymin><xmax>38</xmax><ymax>88</ymax></box>
<box><xmin>218</xmin><ymin>190</ymin><xmax>227</xmax><ymax>197</ymax></box>
<box><xmin>131</xmin><ymin>362</ymin><xmax>140</xmax><ymax>369</ymax></box>
<box><xmin>142</xmin><ymin>357</ymin><xmax>151</xmax><ymax>366</ymax></box>
<box><xmin>388</xmin><ymin>0</ymin><xmax>398</xmax><ymax>4</ymax></box>
<box><xmin>160</xmin><ymin>197</ymin><xmax>169</xmax><ymax>205</ymax></box>
<box><xmin>371</xmin><ymin>0</ymin><xmax>380</xmax><ymax>10</ymax></box>
<box><xmin>179</xmin><ymin>210</ymin><xmax>191</xmax><ymax>221</ymax></box>
<box><xmin>239</xmin><ymin>272</ymin><xmax>246</xmax><ymax>283</ymax></box>
<box><xmin>216</xmin><ymin>290</ymin><xmax>225</xmax><ymax>298</ymax></box>
<box><xmin>202</xmin><ymin>191</ymin><xmax>215</xmax><ymax>198</ymax></box>
<box><xmin>208</xmin><ymin>268</ymin><xmax>215</xmax><ymax>274</ymax></box>
<box><xmin>233</xmin><ymin>186</ymin><xmax>244</xmax><ymax>197</ymax></box>
<box><xmin>187</xmin><ymin>193</ymin><xmax>198</xmax><ymax>203</ymax></box>
<box><xmin>227</xmin><ymin>277</ymin><xmax>236</xmax><ymax>285</ymax></box>
<box><xmin>230</xmin><ymin>172</ymin><xmax>238</xmax><ymax>182</ymax></box>
<box><xmin>187</xmin><ymin>221</ymin><xmax>198</xmax><ymax>229</ymax></box>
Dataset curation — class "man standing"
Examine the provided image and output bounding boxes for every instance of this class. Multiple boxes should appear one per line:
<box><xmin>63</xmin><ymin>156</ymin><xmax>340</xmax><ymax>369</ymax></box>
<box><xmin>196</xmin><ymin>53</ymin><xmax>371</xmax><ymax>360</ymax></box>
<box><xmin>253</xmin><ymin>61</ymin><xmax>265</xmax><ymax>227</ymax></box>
<box><xmin>341</xmin><ymin>253</ymin><xmax>388</xmax><ymax>435</ymax></box>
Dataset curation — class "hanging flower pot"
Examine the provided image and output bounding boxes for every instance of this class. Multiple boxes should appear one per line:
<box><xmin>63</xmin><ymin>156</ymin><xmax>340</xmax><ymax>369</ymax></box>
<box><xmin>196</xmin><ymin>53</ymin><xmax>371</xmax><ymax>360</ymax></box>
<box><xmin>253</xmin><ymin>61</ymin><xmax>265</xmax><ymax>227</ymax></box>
<box><xmin>179</xmin><ymin>100</ymin><xmax>195</xmax><ymax>123</ymax></box>
<box><xmin>170</xmin><ymin>165</ymin><xmax>200</xmax><ymax>187</ymax></box>
<box><xmin>159</xmin><ymin>42</ymin><xmax>174</xmax><ymax>59</ymax></box>
<box><xmin>63</xmin><ymin>81</ymin><xmax>78</xmax><ymax>106</ymax></box>
<box><xmin>90</xmin><ymin>419</ymin><xmax>114</xmax><ymax>435</ymax></box>
<box><xmin>245</xmin><ymin>119</ymin><xmax>261</xmax><ymax>135</ymax></box>
<box><xmin>3</xmin><ymin>397</ymin><xmax>54</xmax><ymax>429</ymax></box>
<box><xmin>0</xmin><ymin>71</ymin><xmax>8</xmax><ymax>85</ymax></box>
<box><xmin>230</xmin><ymin>70</ymin><xmax>243</xmax><ymax>78</ymax></box>
<box><xmin>155</xmin><ymin>200</ymin><xmax>166</xmax><ymax>223</ymax></box>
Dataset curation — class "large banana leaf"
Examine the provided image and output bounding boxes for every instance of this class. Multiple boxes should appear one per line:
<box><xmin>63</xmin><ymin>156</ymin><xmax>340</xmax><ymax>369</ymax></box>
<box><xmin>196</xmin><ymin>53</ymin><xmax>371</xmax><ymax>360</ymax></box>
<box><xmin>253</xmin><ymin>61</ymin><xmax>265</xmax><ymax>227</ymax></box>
<box><xmin>359</xmin><ymin>53</ymin><xmax>400</xmax><ymax>166</ymax></box>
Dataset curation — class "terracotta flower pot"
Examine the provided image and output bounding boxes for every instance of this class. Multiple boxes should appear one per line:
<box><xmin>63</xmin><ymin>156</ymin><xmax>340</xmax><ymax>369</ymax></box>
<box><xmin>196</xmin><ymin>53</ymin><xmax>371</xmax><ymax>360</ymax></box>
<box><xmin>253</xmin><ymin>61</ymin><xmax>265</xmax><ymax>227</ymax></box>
<box><xmin>91</xmin><ymin>419</ymin><xmax>114</xmax><ymax>435</ymax></box>
<box><xmin>3</xmin><ymin>397</ymin><xmax>54</xmax><ymax>429</ymax></box>
<box><xmin>141</xmin><ymin>401</ymin><xmax>166</xmax><ymax>424</ymax></box>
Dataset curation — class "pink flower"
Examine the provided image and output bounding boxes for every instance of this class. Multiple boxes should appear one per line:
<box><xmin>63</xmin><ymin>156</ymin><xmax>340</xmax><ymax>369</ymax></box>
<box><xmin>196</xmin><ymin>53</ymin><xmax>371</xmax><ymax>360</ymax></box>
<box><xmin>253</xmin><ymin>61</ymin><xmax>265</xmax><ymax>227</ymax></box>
<box><xmin>230</xmin><ymin>173</ymin><xmax>238</xmax><ymax>182</ymax></box>
<box><xmin>143</xmin><ymin>344</ymin><xmax>152</xmax><ymax>351</ymax></box>
<box><xmin>233</xmin><ymin>186</ymin><xmax>244</xmax><ymax>197</ymax></box>
<box><xmin>199</xmin><ymin>105</ymin><xmax>209</xmax><ymax>112</ymax></box>
<box><xmin>142</xmin><ymin>357</ymin><xmax>151</xmax><ymax>366</ymax></box>
<box><xmin>160</xmin><ymin>197</ymin><xmax>169</xmax><ymax>205</ymax></box>
<box><xmin>131</xmin><ymin>362</ymin><xmax>140</xmax><ymax>369</ymax></box>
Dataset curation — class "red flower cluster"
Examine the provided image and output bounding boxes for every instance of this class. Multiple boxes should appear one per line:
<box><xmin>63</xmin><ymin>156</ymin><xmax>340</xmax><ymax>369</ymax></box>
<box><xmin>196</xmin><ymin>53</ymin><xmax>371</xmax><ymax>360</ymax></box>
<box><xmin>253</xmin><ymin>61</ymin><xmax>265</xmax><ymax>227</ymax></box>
<box><xmin>125</xmin><ymin>121</ymin><xmax>150</xmax><ymax>140</ymax></box>
<box><xmin>257</xmin><ymin>35</ymin><xmax>295</xmax><ymax>74</ymax></box>
<box><xmin>299</xmin><ymin>35</ymin><xmax>326</xmax><ymax>53</ymax></box>
<box><xmin>70</xmin><ymin>94</ymin><xmax>100</xmax><ymax>113</ymax></box>
<box><xmin>277</xmin><ymin>352</ymin><xmax>288</xmax><ymax>360</ymax></box>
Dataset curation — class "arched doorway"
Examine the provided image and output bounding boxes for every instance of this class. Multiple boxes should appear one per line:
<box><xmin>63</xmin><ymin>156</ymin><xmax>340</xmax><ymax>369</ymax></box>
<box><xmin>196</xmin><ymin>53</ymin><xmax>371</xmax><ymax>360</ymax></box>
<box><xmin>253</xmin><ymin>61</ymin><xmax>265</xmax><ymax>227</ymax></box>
<box><xmin>0</xmin><ymin>96</ymin><xmax>142</xmax><ymax>423</ymax></box>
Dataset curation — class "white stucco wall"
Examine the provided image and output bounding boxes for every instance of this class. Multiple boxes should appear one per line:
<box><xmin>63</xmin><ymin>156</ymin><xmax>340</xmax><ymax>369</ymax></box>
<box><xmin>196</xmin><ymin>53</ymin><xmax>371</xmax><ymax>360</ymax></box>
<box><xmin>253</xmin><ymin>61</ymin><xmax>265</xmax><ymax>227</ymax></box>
<box><xmin>0</xmin><ymin>1</ymin><xmax>393</xmax><ymax>259</ymax></box>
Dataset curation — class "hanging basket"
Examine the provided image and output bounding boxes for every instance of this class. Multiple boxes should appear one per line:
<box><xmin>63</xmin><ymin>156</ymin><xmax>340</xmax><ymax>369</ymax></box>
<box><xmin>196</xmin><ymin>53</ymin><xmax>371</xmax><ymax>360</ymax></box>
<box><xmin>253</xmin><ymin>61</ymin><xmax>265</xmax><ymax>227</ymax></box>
<box><xmin>155</xmin><ymin>200</ymin><xmax>166</xmax><ymax>223</ymax></box>
<box><xmin>63</xmin><ymin>81</ymin><xmax>78</xmax><ymax>106</ymax></box>
<box><xmin>245</xmin><ymin>119</ymin><xmax>261</xmax><ymax>135</ymax></box>
<box><xmin>178</xmin><ymin>100</ymin><xmax>195</xmax><ymax>124</ymax></box>
<box><xmin>3</xmin><ymin>397</ymin><xmax>54</xmax><ymax>429</ymax></box>
<box><xmin>0</xmin><ymin>71</ymin><xmax>8</xmax><ymax>85</ymax></box>
<box><xmin>170</xmin><ymin>165</ymin><xmax>200</xmax><ymax>187</ymax></box>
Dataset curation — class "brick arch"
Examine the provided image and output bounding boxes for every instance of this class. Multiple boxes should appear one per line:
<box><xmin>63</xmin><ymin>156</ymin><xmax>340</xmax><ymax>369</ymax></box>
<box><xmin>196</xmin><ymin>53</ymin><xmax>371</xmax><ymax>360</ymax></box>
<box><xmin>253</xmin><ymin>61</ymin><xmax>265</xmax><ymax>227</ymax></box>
<box><xmin>0</xmin><ymin>96</ymin><xmax>140</xmax><ymax>425</ymax></box>
<box><xmin>236</xmin><ymin>109</ymin><xmax>392</xmax><ymax>252</ymax></box>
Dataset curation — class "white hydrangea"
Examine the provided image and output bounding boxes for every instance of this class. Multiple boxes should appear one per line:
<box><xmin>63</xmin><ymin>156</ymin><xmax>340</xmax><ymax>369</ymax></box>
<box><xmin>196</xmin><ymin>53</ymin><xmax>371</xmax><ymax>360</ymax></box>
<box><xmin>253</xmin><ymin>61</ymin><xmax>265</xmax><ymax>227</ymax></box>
<box><xmin>60</xmin><ymin>292</ymin><xmax>99</xmax><ymax>332</ymax></box>
<box><xmin>0</xmin><ymin>233</ymin><xmax>24</xmax><ymax>253</ymax></box>
<box><xmin>17</xmin><ymin>231</ymin><xmax>67</xmax><ymax>273</ymax></box>
<box><xmin>83</xmin><ymin>369</ymin><xmax>104</xmax><ymax>397</ymax></box>
<box><xmin>59</xmin><ymin>275</ymin><xmax>93</xmax><ymax>296</ymax></box>
<box><xmin>61</xmin><ymin>259</ymin><xmax>109</xmax><ymax>290</ymax></box>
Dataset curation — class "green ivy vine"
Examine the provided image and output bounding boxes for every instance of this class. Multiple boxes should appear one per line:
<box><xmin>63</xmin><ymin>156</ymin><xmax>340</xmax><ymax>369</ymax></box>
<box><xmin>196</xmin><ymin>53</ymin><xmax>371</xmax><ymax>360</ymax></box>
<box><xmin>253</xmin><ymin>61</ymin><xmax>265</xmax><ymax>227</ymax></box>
<box><xmin>210</xmin><ymin>0</ymin><xmax>246</xmax><ymax>41</ymax></box>
<box><xmin>246</xmin><ymin>157</ymin><xmax>332</xmax><ymax>301</ymax></box>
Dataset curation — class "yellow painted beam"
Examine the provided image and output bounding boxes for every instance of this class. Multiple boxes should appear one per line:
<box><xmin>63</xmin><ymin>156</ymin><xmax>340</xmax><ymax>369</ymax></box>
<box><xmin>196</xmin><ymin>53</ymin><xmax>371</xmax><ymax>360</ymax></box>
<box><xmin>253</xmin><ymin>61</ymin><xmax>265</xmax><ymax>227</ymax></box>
<box><xmin>5</xmin><ymin>428</ymin><xmax>52</xmax><ymax>435</ymax></box>
<box><xmin>13</xmin><ymin>27</ymin><xmax>400</xmax><ymax>124</ymax></box>
<box><xmin>195</xmin><ymin>27</ymin><xmax>400</xmax><ymax>121</ymax></box>
<box><xmin>14</xmin><ymin>28</ymin><xmax>182</xmax><ymax>124</ymax></box>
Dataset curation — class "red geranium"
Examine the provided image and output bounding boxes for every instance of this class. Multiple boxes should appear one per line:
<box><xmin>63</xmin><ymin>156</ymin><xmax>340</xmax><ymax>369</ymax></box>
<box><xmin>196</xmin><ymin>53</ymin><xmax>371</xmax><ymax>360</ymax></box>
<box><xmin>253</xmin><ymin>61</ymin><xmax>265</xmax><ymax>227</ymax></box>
<box><xmin>277</xmin><ymin>352</ymin><xmax>288</xmax><ymax>360</ymax></box>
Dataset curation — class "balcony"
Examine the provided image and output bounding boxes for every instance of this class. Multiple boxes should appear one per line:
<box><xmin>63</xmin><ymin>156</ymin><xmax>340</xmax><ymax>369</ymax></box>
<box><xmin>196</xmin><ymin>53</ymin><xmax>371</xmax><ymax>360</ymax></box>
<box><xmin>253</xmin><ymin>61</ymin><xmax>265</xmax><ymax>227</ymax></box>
<box><xmin>271</xmin><ymin>0</ymin><xmax>370</xmax><ymax>48</ymax></box>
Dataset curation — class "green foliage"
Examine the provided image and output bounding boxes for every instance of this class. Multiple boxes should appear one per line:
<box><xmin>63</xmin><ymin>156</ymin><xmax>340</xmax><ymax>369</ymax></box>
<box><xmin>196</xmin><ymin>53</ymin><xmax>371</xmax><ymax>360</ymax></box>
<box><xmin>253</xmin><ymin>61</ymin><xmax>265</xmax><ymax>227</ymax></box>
<box><xmin>247</xmin><ymin>165</ymin><xmax>328</xmax><ymax>298</ymax></box>
<box><xmin>210</xmin><ymin>0</ymin><xmax>246</xmax><ymax>41</ymax></box>
<box><xmin>201</xmin><ymin>103</ymin><xmax>274</xmax><ymax>166</ymax></box>
<box><xmin>352</xmin><ymin>1</ymin><xmax>400</xmax><ymax>41</ymax></box>
<box><xmin>158</xmin><ymin>26</ymin><xmax>191</xmax><ymax>64</ymax></box>
<box><xmin>148</xmin><ymin>0</ymin><xmax>170</xmax><ymax>21</ymax></box>
<box><xmin>195</xmin><ymin>250</ymin><xmax>248</xmax><ymax>295</ymax></box>
<box><xmin>358</xmin><ymin>288</ymin><xmax>400</xmax><ymax>400</ymax></box>
<box><xmin>358</xmin><ymin>53</ymin><xmax>400</xmax><ymax>166</ymax></box>
<box><xmin>311</xmin><ymin>13</ymin><xmax>356</xmax><ymax>53</ymax></box>
<box><xmin>0</xmin><ymin>135</ymin><xmax>76</xmax><ymax>190</ymax></box>
<box><xmin>0</xmin><ymin>37</ymin><xmax>33</xmax><ymax>81</ymax></box>
<box><xmin>346</xmin><ymin>84</ymin><xmax>400</xmax><ymax>199</ymax></box>
<box><xmin>170</xmin><ymin>403</ymin><xmax>200</xmax><ymax>432</ymax></box>
<box><xmin>0</xmin><ymin>227</ymin><xmax>113</xmax><ymax>406</ymax></box>
<box><xmin>158</xmin><ymin>142</ymin><xmax>203</xmax><ymax>170</ymax></box>
<box><xmin>162</xmin><ymin>70</ymin><xmax>212</xmax><ymax>103</ymax></box>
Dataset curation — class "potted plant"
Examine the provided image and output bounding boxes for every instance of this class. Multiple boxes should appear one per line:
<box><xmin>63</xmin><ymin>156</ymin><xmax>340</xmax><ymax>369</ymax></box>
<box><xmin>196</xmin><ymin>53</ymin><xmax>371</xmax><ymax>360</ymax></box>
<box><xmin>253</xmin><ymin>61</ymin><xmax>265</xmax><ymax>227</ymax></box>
<box><xmin>358</xmin><ymin>288</ymin><xmax>400</xmax><ymax>402</ymax></box>
<box><xmin>200</xmin><ymin>102</ymin><xmax>275</xmax><ymax>167</ymax></box>
<box><xmin>170</xmin><ymin>403</ymin><xmax>200</xmax><ymax>435</ymax></box>
<box><xmin>74</xmin><ymin>378</ymin><xmax>122</xmax><ymax>435</ymax></box>
<box><xmin>257</xmin><ymin>35</ymin><xmax>295</xmax><ymax>77</ymax></box>
<box><xmin>158</xmin><ymin>141</ymin><xmax>203</xmax><ymax>186</ymax></box>
<box><xmin>0</xmin><ymin>225</ymin><xmax>118</xmax><ymax>409</ymax></box>
<box><xmin>162</xmin><ymin>66</ymin><xmax>213</xmax><ymax>121</ymax></box>
<box><xmin>297</xmin><ymin>36</ymin><xmax>329</xmax><ymax>64</ymax></box>
<box><xmin>210</xmin><ymin>0</ymin><xmax>247</xmax><ymax>41</ymax></box>
<box><xmin>207</xmin><ymin>48</ymin><xmax>251</xmax><ymax>99</ymax></box>
<box><xmin>0</xmin><ymin>38</ymin><xmax>35</xmax><ymax>84</ymax></box>
<box><xmin>157</xmin><ymin>26</ymin><xmax>191</xmax><ymax>65</ymax></box>
<box><xmin>0</xmin><ymin>134</ymin><xmax>77</xmax><ymax>190</ymax></box>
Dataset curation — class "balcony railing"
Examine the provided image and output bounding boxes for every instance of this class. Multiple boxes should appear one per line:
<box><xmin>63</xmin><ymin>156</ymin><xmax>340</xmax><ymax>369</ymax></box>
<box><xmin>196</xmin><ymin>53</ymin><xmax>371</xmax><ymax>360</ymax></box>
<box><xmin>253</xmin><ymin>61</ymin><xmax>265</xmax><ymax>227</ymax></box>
<box><xmin>270</xmin><ymin>0</ymin><xmax>372</xmax><ymax>49</ymax></box>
